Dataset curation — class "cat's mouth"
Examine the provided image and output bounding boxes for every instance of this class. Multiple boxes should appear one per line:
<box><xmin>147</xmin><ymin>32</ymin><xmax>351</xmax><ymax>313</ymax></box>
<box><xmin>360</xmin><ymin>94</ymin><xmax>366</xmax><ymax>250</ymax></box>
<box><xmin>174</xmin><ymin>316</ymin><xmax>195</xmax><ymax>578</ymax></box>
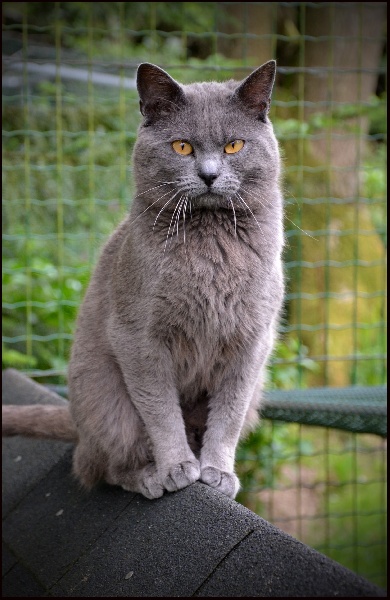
<box><xmin>190</xmin><ymin>191</ymin><xmax>231</xmax><ymax>209</ymax></box>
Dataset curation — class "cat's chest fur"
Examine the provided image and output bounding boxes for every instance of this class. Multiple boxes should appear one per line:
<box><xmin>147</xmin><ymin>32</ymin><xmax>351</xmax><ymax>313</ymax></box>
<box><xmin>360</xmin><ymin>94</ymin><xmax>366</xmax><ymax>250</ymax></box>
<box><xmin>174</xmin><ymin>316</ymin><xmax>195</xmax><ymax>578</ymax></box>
<box><xmin>110</xmin><ymin>207</ymin><xmax>269</xmax><ymax>394</ymax></box>
<box><xmin>129</xmin><ymin>210</ymin><xmax>260</xmax><ymax>332</ymax></box>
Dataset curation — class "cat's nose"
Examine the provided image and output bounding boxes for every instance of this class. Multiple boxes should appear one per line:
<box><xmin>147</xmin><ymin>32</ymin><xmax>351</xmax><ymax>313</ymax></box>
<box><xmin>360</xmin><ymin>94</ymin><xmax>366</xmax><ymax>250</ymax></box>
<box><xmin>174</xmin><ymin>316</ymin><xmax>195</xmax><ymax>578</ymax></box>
<box><xmin>199</xmin><ymin>171</ymin><xmax>218</xmax><ymax>187</ymax></box>
<box><xmin>198</xmin><ymin>160</ymin><xmax>220</xmax><ymax>187</ymax></box>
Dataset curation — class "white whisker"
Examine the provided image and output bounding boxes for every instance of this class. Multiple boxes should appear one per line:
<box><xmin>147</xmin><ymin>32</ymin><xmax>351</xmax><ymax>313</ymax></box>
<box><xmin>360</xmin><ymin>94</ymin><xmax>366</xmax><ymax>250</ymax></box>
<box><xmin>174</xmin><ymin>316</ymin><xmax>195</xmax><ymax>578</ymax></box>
<box><xmin>241</xmin><ymin>187</ymin><xmax>317</xmax><ymax>242</ymax></box>
<box><xmin>164</xmin><ymin>196</ymin><xmax>184</xmax><ymax>254</ymax></box>
<box><xmin>228</xmin><ymin>197</ymin><xmax>237</xmax><ymax>237</ymax></box>
<box><xmin>128</xmin><ymin>187</ymin><xmax>179</xmax><ymax>228</ymax></box>
<box><xmin>284</xmin><ymin>216</ymin><xmax>318</xmax><ymax>241</ymax></box>
<box><xmin>182</xmin><ymin>195</ymin><xmax>189</xmax><ymax>245</ymax></box>
<box><xmin>133</xmin><ymin>181</ymin><xmax>175</xmax><ymax>199</ymax></box>
<box><xmin>153</xmin><ymin>190</ymin><xmax>181</xmax><ymax>231</ymax></box>
<box><xmin>241</xmin><ymin>186</ymin><xmax>270</xmax><ymax>209</ymax></box>
<box><xmin>176</xmin><ymin>201</ymin><xmax>181</xmax><ymax>237</ymax></box>
<box><xmin>235</xmin><ymin>192</ymin><xmax>266</xmax><ymax>238</ymax></box>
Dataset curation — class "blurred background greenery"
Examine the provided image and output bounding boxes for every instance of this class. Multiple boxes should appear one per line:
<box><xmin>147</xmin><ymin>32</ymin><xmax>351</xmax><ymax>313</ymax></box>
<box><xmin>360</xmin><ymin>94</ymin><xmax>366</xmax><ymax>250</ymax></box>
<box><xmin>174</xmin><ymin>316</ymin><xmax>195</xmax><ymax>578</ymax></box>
<box><xmin>2</xmin><ymin>2</ymin><xmax>387</xmax><ymax>587</ymax></box>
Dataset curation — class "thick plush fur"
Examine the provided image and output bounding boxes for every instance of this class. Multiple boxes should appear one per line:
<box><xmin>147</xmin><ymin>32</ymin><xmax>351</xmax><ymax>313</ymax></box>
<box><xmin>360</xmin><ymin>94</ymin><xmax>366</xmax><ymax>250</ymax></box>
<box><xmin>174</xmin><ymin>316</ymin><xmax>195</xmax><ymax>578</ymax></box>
<box><xmin>2</xmin><ymin>61</ymin><xmax>284</xmax><ymax>500</ymax></box>
<box><xmin>2</xmin><ymin>405</ymin><xmax>77</xmax><ymax>441</ymax></box>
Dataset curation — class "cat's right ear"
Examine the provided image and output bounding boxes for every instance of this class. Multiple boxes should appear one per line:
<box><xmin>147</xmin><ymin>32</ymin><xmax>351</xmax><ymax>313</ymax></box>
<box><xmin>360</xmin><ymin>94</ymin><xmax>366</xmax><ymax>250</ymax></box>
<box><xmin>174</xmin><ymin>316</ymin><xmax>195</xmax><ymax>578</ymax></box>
<box><xmin>137</xmin><ymin>63</ymin><xmax>186</xmax><ymax>125</ymax></box>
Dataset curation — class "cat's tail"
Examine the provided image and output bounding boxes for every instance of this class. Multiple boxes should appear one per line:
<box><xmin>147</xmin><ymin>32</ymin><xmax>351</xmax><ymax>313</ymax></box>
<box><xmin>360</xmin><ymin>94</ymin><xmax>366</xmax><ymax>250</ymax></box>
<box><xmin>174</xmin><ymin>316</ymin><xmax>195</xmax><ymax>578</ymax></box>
<box><xmin>2</xmin><ymin>405</ymin><xmax>78</xmax><ymax>442</ymax></box>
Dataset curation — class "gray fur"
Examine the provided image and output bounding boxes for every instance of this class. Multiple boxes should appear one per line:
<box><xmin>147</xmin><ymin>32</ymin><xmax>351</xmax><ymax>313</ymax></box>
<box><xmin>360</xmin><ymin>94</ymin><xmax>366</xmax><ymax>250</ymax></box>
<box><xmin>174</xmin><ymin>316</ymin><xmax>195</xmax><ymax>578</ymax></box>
<box><xmin>5</xmin><ymin>62</ymin><xmax>284</xmax><ymax>500</ymax></box>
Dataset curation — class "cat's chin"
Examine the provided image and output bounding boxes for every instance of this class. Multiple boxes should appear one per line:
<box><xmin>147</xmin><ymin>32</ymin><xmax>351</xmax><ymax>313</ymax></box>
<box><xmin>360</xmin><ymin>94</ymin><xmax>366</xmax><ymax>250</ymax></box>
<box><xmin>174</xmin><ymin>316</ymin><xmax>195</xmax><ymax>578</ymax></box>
<box><xmin>191</xmin><ymin>192</ymin><xmax>230</xmax><ymax>210</ymax></box>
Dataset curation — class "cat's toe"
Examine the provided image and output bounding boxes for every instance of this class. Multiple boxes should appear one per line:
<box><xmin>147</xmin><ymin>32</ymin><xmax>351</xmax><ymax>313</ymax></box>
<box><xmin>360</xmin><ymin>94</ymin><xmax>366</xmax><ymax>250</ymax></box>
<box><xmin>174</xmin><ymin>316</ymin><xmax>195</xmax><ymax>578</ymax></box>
<box><xmin>200</xmin><ymin>466</ymin><xmax>240</xmax><ymax>498</ymax></box>
<box><xmin>163</xmin><ymin>459</ymin><xmax>200</xmax><ymax>492</ymax></box>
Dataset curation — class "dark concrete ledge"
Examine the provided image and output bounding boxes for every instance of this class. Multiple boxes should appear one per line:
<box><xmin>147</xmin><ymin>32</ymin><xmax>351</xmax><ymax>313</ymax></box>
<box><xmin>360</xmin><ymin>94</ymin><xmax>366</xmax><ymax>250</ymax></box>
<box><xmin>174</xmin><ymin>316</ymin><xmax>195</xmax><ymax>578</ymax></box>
<box><xmin>2</xmin><ymin>369</ymin><xmax>386</xmax><ymax>597</ymax></box>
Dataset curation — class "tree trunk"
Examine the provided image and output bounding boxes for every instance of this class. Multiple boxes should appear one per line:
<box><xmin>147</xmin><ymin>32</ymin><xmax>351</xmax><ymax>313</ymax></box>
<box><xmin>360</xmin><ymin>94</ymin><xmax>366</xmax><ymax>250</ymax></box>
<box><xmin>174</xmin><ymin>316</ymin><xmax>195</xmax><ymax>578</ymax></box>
<box><xmin>216</xmin><ymin>2</ymin><xmax>275</xmax><ymax>70</ymax></box>
<box><xmin>304</xmin><ymin>2</ymin><xmax>386</xmax><ymax>198</ymax></box>
<box><xmin>287</xmin><ymin>3</ymin><xmax>386</xmax><ymax>386</ymax></box>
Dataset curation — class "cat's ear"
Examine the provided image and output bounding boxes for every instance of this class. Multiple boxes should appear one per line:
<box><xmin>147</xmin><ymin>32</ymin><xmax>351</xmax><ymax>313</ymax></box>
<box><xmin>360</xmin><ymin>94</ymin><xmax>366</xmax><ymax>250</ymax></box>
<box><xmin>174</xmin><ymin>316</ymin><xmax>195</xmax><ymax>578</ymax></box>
<box><xmin>137</xmin><ymin>63</ymin><xmax>186</xmax><ymax>124</ymax></box>
<box><xmin>232</xmin><ymin>60</ymin><xmax>276</xmax><ymax>121</ymax></box>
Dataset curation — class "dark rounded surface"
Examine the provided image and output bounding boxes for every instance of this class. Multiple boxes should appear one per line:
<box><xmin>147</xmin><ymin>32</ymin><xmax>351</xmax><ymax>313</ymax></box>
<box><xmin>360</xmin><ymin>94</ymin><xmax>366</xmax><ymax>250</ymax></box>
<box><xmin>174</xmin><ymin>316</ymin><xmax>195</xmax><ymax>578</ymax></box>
<box><xmin>2</xmin><ymin>370</ymin><xmax>386</xmax><ymax>597</ymax></box>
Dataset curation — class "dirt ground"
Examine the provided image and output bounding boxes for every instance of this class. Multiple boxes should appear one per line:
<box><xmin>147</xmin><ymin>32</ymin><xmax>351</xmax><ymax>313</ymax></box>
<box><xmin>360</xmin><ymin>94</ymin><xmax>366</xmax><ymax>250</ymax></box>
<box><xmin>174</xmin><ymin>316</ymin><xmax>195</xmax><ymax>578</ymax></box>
<box><xmin>257</xmin><ymin>465</ymin><xmax>324</xmax><ymax>540</ymax></box>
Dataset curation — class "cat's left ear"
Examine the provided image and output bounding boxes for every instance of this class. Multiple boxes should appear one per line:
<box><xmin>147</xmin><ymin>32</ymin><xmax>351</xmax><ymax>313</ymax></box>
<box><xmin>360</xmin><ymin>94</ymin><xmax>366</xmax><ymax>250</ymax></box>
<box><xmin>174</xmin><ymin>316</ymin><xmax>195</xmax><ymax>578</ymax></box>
<box><xmin>137</xmin><ymin>63</ymin><xmax>186</xmax><ymax>124</ymax></box>
<box><xmin>232</xmin><ymin>60</ymin><xmax>276</xmax><ymax>121</ymax></box>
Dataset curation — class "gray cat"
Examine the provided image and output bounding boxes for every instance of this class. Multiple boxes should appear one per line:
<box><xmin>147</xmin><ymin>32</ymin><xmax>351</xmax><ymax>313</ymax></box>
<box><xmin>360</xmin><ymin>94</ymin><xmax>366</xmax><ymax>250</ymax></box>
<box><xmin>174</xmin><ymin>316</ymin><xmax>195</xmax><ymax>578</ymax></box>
<box><xmin>3</xmin><ymin>61</ymin><xmax>284</xmax><ymax>500</ymax></box>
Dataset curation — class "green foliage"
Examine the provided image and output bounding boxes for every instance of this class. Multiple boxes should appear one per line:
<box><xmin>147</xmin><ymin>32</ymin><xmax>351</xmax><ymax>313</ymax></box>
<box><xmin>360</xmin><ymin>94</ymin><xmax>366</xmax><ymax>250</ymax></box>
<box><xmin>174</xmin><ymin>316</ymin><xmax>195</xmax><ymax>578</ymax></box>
<box><xmin>268</xmin><ymin>337</ymin><xmax>320</xmax><ymax>390</ymax></box>
<box><xmin>4</xmin><ymin>2</ymin><xmax>218</xmax><ymax>63</ymax></box>
<box><xmin>362</xmin><ymin>143</ymin><xmax>387</xmax><ymax>249</ymax></box>
<box><xmin>2</xmin><ymin>80</ymin><xmax>139</xmax><ymax>379</ymax></box>
<box><xmin>2</xmin><ymin>252</ymin><xmax>80</xmax><ymax>376</ymax></box>
<box><xmin>2</xmin><ymin>346</ymin><xmax>38</xmax><ymax>369</ymax></box>
<box><xmin>306</xmin><ymin>96</ymin><xmax>387</xmax><ymax>135</ymax></box>
<box><xmin>237</xmin><ymin>420</ymin><xmax>313</xmax><ymax>494</ymax></box>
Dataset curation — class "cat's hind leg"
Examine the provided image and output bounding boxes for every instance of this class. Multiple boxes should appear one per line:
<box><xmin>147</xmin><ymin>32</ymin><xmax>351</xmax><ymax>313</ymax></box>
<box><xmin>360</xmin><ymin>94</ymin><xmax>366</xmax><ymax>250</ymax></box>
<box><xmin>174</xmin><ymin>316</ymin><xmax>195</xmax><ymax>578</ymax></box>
<box><xmin>69</xmin><ymin>353</ymin><xmax>155</xmax><ymax>492</ymax></box>
<box><xmin>69</xmin><ymin>352</ymin><xmax>197</xmax><ymax>498</ymax></box>
<box><xmin>73</xmin><ymin>438</ymin><xmax>165</xmax><ymax>499</ymax></box>
<box><xmin>72</xmin><ymin>439</ymin><xmax>108</xmax><ymax>489</ymax></box>
<box><xmin>106</xmin><ymin>462</ymin><xmax>164</xmax><ymax>499</ymax></box>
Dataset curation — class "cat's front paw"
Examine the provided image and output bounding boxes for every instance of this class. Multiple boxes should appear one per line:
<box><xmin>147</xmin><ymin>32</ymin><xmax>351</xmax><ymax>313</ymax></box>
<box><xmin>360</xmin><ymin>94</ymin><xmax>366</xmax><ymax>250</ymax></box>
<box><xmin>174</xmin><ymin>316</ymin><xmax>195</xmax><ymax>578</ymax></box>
<box><xmin>162</xmin><ymin>459</ymin><xmax>200</xmax><ymax>493</ymax></box>
<box><xmin>200</xmin><ymin>466</ymin><xmax>240</xmax><ymax>499</ymax></box>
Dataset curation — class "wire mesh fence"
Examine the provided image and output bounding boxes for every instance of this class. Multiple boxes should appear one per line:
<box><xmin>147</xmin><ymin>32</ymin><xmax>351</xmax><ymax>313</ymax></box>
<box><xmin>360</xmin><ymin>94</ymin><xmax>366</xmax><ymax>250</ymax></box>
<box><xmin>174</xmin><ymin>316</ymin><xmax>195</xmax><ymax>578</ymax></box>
<box><xmin>2</xmin><ymin>2</ymin><xmax>387</xmax><ymax>588</ymax></box>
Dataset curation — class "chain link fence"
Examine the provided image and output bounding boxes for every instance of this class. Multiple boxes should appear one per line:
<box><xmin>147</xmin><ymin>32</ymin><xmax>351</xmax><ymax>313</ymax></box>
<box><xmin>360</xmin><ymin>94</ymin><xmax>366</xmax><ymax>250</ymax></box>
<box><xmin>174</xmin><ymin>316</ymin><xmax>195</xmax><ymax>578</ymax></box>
<box><xmin>2</xmin><ymin>2</ymin><xmax>387</xmax><ymax>588</ymax></box>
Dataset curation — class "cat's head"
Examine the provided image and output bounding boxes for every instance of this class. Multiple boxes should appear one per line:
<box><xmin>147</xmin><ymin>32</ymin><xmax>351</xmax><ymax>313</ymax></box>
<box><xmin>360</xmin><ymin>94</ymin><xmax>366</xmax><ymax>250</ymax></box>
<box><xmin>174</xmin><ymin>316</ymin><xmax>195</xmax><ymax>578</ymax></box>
<box><xmin>133</xmin><ymin>62</ymin><xmax>280</xmax><ymax>211</ymax></box>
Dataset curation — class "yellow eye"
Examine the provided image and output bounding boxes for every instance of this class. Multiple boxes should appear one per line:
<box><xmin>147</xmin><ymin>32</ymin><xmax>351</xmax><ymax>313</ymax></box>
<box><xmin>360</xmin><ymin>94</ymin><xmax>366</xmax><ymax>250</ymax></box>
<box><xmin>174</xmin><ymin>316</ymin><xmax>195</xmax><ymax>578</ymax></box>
<box><xmin>224</xmin><ymin>139</ymin><xmax>245</xmax><ymax>154</ymax></box>
<box><xmin>172</xmin><ymin>140</ymin><xmax>193</xmax><ymax>155</ymax></box>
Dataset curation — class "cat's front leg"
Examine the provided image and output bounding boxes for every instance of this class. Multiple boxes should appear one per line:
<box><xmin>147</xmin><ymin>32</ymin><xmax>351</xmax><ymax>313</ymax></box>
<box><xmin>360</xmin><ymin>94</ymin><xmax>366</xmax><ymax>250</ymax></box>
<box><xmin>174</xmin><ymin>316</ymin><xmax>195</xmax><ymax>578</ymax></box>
<box><xmin>133</xmin><ymin>398</ymin><xmax>201</xmax><ymax>495</ymax></box>
<box><xmin>199</xmin><ymin>424</ymin><xmax>241</xmax><ymax>499</ymax></box>
<box><xmin>126</xmin><ymin>383</ymin><xmax>201</xmax><ymax>494</ymax></box>
<box><xmin>200</xmin><ymin>360</ymin><xmax>264</xmax><ymax>499</ymax></box>
<box><xmin>113</xmin><ymin>337</ymin><xmax>200</xmax><ymax>495</ymax></box>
